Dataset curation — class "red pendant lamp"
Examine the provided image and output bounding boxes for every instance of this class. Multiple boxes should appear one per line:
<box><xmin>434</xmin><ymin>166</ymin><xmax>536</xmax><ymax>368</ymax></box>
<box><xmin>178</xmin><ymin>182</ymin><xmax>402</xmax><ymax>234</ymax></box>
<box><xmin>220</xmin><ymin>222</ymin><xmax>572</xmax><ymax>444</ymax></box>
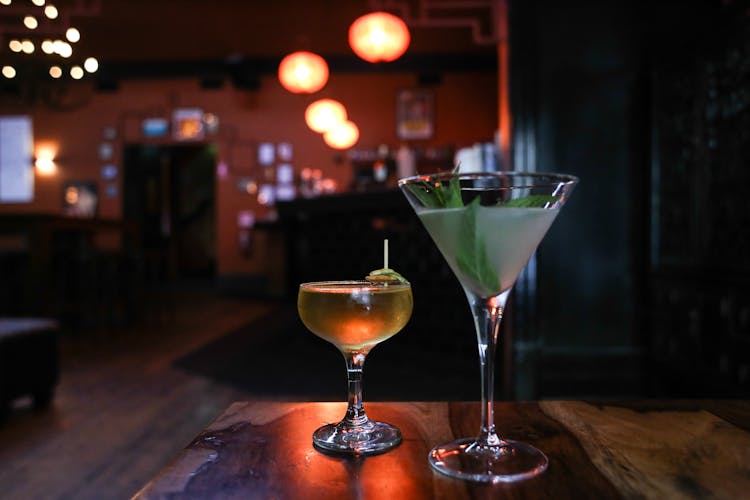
<box><xmin>305</xmin><ymin>99</ymin><xmax>347</xmax><ymax>133</ymax></box>
<box><xmin>324</xmin><ymin>120</ymin><xmax>359</xmax><ymax>149</ymax></box>
<box><xmin>278</xmin><ymin>51</ymin><xmax>329</xmax><ymax>94</ymax></box>
<box><xmin>348</xmin><ymin>11</ymin><xmax>410</xmax><ymax>63</ymax></box>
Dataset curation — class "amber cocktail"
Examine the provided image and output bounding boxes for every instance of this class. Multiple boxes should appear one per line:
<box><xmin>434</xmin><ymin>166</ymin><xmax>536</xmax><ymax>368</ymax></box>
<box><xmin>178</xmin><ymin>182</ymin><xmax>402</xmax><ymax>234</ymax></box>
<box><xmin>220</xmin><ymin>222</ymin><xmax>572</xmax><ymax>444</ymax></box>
<box><xmin>298</xmin><ymin>280</ymin><xmax>412</xmax><ymax>454</ymax></box>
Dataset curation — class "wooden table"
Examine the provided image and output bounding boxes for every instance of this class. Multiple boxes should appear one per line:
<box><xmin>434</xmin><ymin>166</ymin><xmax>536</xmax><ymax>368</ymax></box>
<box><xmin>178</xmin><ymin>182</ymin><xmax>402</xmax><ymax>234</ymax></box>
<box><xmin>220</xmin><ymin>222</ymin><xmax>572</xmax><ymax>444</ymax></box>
<box><xmin>134</xmin><ymin>400</ymin><xmax>750</xmax><ymax>499</ymax></box>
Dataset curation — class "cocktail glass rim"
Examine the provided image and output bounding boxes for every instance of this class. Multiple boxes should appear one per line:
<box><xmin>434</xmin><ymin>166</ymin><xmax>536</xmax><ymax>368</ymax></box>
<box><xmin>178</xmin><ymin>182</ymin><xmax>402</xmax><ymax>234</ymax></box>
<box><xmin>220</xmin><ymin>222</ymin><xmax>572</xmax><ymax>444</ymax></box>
<box><xmin>398</xmin><ymin>170</ymin><xmax>579</xmax><ymax>190</ymax></box>
<box><xmin>299</xmin><ymin>280</ymin><xmax>411</xmax><ymax>290</ymax></box>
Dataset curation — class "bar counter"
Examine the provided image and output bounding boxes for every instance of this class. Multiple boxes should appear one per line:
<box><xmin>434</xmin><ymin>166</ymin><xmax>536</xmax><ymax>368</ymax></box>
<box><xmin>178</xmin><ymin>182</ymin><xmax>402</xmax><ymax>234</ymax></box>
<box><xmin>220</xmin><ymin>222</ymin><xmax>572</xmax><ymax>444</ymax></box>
<box><xmin>134</xmin><ymin>400</ymin><xmax>750</xmax><ymax>499</ymax></box>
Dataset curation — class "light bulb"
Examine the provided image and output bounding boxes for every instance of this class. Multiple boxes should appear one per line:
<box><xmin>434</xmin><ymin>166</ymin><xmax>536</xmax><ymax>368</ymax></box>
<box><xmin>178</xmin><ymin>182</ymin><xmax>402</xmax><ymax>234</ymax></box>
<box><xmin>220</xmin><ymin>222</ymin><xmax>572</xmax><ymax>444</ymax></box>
<box><xmin>84</xmin><ymin>57</ymin><xmax>98</xmax><ymax>73</ymax></box>
<box><xmin>58</xmin><ymin>42</ymin><xmax>72</xmax><ymax>58</ymax></box>
<box><xmin>65</xmin><ymin>27</ymin><xmax>80</xmax><ymax>43</ymax></box>
<box><xmin>24</xmin><ymin>16</ymin><xmax>38</xmax><ymax>29</ymax></box>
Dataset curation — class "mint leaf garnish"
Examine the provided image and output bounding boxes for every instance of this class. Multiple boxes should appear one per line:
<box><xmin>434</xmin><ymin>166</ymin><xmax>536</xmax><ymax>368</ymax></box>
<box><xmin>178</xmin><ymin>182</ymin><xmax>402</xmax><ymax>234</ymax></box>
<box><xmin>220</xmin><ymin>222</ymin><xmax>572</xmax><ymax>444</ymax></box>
<box><xmin>455</xmin><ymin>197</ymin><xmax>500</xmax><ymax>294</ymax></box>
<box><xmin>406</xmin><ymin>169</ymin><xmax>502</xmax><ymax>294</ymax></box>
<box><xmin>406</xmin><ymin>180</ymin><xmax>443</xmax><ymax>208</ymax></box>
<box><xmin>505</xmin><ymin>194</ymin><xmax>557</xmax><ymax>208</ymax></box>
<box><xmin>443</xmin><ymin>176</ymin><xmax>463</xmax><ymax>208</ymax></box>
<box><xmin>403</xmin><ymin>173</ymin><xmax>463</xmax><ymax>209</ymax></box>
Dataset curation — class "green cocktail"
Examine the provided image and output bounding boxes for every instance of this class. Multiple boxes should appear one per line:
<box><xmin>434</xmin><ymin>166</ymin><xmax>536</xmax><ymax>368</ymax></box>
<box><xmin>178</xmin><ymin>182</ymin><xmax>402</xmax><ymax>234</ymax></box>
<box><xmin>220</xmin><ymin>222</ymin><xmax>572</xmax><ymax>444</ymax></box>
<box><xmin>400</xmin><ymin>171</ymin><xmax>577</xmax><ymax>483</ymax></box>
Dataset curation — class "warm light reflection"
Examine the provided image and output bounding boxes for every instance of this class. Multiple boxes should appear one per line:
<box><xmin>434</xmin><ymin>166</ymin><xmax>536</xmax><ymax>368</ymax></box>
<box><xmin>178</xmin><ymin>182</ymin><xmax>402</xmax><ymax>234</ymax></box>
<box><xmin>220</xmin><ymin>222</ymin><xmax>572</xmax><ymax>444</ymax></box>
<box><xmin>2</xmin><ymin>66</ymin><xmax>16</xmax><ymax>78</ymax></box>
<box><xmin>0</xmin><ymin>0</ymin><xmax>12</xmax><ymax>6</ymax></box>
<box><xmin>49</xmin><ymin>66</ymin><xmax>62</xmax><ymax>78</ymax></box>
<box><xmin>41</xmin><ymin>39</ymin><xmax>54</xmax><ymax>53</ymax></box>
<box><xmin>348</xmin><ymin>12</ymin><xmax>410</xmax><ymax>63</ymax></box>
<box><xmin>9</xmin><ymin>40</ymin><xmax>22</xmax><ymax>52</ymax></box>
<box><xmin>70</xmin><ymin>66</ymin><xmax>83</xmax><ymax>79</ymax></box>
<box><xmin>305</xmin><ymin>99</ymin><xmax>347</xmax><ymax>133</ymax></box>
<box><xmin>287</xmin><ymin>403</ymin><xmax>423</xmax><ymax>498</ymax></box>
<box><xmin>31</xmin><ymin>0</ymin><xmax>45</xmax><ymax>5</ymax></box>
<box><xmin>35</xmin><ymin>145</ymin><xmax>58</xmax><ymax>175</ymax></box>
<box><xmin>278</xmin><ymin>51</ymin><xmax>329</xmax><ymax>94</ymax></box>
<box><xmin>35</xmin><ymin>157</ymin><xmax>55</xmax><ymax>175</ymax></box>
<box><xmin>324</xmin><ymin>120</ymin><xmax>359</xmax><ymax>149</ymax></box>
<box><xmin>21</xmin><ymin>40</ymin><xmax>34</xmax><ymax>54</ymax></box>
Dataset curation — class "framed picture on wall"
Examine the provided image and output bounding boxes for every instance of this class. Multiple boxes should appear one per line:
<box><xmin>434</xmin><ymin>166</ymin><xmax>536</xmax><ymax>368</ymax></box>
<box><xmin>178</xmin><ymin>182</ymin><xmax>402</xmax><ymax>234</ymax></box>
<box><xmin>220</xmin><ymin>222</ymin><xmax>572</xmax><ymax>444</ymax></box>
<box><xmin>62</xmin><ymin>181</ymin><xmax>98</xmax><ymax>218</ymax></box>
<box><xmin>172</xmin><ymin>108</ymin><xmax>205</xmax><ymax>141</ymax></box>
<box><xmin>396</xmin><ymin>88</ymin><xmax>434</xmax><ymax>140</ymax></box>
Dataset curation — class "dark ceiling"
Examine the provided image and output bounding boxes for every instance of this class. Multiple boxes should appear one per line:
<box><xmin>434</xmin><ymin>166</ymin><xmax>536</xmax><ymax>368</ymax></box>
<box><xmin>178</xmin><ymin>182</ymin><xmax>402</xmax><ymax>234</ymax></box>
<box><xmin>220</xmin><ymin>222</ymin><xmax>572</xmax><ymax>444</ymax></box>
<box><xmin>0</xmin><ymin>0</ymin><xmax>501</xmax><ymax>84</ymax></box>
<box><xmin>77</xmin><ymin>0</ymin><xmax>498</xmax><ymax>61</ymax></box>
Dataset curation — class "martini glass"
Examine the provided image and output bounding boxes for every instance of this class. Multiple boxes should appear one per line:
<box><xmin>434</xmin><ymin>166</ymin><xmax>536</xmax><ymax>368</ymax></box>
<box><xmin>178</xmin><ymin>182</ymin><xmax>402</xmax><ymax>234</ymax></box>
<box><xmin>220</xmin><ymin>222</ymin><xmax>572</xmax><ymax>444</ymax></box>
<box><xmin>298</xmin><ymin>280</ymin><xmax>413</xmax><ymax>454</ymax></box>
<box><xmin>399</xmin><ymin>171</ymin><xmax>577</xmax><ymax>483</ymax></box>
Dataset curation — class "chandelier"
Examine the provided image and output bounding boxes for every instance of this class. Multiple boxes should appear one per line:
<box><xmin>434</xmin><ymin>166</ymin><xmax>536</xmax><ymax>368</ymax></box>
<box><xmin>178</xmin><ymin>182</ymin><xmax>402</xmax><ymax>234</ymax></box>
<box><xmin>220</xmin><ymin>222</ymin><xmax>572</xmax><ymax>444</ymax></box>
<box><xmin>0</xmin><ymin>0</ymin><xmax>100</xmax><ymax>81</ymax></box>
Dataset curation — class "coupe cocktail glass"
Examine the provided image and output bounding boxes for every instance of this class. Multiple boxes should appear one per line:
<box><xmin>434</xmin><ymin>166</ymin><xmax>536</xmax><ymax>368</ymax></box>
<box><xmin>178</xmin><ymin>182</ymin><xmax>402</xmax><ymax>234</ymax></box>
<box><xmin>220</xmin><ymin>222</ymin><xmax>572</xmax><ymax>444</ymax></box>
<box><xmin>298</xmin><ymin>280</ymin><xmax>413</xmax><ymax>454</ymax></box>
<box><xmin>399</xmin><ymin>172</ymin><xmax>577</xmax><ymax>483</ymax></box>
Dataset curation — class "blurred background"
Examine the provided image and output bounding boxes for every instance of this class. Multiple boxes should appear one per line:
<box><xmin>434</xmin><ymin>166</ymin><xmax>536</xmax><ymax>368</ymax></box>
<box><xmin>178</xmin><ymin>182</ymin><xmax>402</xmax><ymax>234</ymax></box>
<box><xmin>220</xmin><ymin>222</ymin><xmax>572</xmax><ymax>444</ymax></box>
<box><xmin>0</xmin><ymin>0</ymin><xmax>747</xmax><ymax>496</ymax></box>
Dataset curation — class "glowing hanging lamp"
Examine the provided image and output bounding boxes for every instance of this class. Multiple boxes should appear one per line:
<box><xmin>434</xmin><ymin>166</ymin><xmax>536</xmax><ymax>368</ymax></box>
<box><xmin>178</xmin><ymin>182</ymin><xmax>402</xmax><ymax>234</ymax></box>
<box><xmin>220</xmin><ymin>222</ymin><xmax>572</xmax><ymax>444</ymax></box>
<box><xmin>278</xmin><ymin>51</ymin><xmax>329</xmax><ymax>94</ymax></box>
<box><xmin>348</xmin><ymin>12</ymin><xmax>410</xmax><ymax>63</ymax></box>
<box><xmin>324</xmin><ymin>120</ymin><xmax>359</xmax><ymax>149</ymax></box>
<box><xmin>305</xmin><ymin>99</ymin><xmax>347</xmax><ymax>133</ymax></box>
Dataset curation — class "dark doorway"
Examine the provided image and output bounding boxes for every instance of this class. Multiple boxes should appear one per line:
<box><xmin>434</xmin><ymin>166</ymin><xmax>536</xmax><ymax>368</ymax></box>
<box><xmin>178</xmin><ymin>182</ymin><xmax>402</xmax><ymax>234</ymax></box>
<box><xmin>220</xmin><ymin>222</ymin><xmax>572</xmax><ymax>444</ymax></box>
<box><xmin>123</xmin><ymin>144</ymin><xmax>217</xmax><ymax>279</ymax></box>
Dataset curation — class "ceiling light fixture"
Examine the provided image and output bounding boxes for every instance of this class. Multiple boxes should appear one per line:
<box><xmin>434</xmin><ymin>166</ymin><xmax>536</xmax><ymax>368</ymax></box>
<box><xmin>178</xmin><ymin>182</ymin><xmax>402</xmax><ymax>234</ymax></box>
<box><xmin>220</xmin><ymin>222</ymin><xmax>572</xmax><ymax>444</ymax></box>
<box><xmin>278</xmin><ymin>51</ymin><xmax>329</xmax><ymax>94</ymax></box>
<box><xmin>305</xmin><ymin>99</ymin><xmax>347</xmax><ymax>133</ymax></box>
<box><xmin>324</xmin><ymin>120</ymin><xmax>360</xmax><ymax>149</ymax></box>
<box><xmin>348</xmin><ymin>11</ymin><xmax>410</xmax><ymax>63</ymax></box>
<box><xmin>0</xmin><ymin>1</ymin><xmax>101</xmax><ymax>80</ymax></box>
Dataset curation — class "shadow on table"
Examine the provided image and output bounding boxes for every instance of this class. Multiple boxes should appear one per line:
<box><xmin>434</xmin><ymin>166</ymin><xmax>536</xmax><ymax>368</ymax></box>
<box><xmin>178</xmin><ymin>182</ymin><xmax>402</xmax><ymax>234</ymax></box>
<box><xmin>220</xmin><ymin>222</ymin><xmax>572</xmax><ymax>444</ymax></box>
<box><xmin>174</xmin><ymin>305</ymin><xmax>479</xmax><ymax>401</ymax></box>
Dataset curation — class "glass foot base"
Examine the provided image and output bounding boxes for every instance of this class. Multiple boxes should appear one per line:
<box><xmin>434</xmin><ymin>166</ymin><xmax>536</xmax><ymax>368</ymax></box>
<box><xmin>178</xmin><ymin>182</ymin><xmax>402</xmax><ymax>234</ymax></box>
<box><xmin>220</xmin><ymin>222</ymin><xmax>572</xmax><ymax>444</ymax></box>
<box><xmin>313</xmin><ymin>421</ymin><xmax>401</xmax><ymax>455</ymax></box>
<box><xmin>429</xmin><ymin>438</ymin><xmax>548</xmax><ymax>483</ymax></box>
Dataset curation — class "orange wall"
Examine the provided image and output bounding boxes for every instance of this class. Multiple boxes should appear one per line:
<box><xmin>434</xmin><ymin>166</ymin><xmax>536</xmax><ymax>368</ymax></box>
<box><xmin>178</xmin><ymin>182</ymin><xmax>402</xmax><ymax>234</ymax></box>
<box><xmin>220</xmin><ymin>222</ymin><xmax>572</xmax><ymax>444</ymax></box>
<box><xmin>0</xmin><ymin>70</ymin><xmax>498</xmax><ymax>275</ymax></box>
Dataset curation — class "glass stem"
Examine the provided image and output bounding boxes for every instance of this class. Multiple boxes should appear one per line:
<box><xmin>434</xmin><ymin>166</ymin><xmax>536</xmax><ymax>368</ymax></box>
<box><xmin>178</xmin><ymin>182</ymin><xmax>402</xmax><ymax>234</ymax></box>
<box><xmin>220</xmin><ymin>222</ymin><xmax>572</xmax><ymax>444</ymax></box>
<box><xmin>343</xmin><ymin>351</ymin><xmax>369</xmax><ymax>427</ymax></box>
<box><xmin>468</xmin><ymin>290</ymin><xmax>510</xmax><ymax>447</ymax></box>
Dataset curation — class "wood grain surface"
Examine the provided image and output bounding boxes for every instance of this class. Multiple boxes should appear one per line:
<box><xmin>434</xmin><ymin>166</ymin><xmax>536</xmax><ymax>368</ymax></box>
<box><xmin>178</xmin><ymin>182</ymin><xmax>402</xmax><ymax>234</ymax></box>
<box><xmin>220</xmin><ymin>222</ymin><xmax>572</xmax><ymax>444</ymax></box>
<box><xmin>134</xmin><ymin>400</ymin><xmax>750</xmax><ymax>500</ymax></box>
